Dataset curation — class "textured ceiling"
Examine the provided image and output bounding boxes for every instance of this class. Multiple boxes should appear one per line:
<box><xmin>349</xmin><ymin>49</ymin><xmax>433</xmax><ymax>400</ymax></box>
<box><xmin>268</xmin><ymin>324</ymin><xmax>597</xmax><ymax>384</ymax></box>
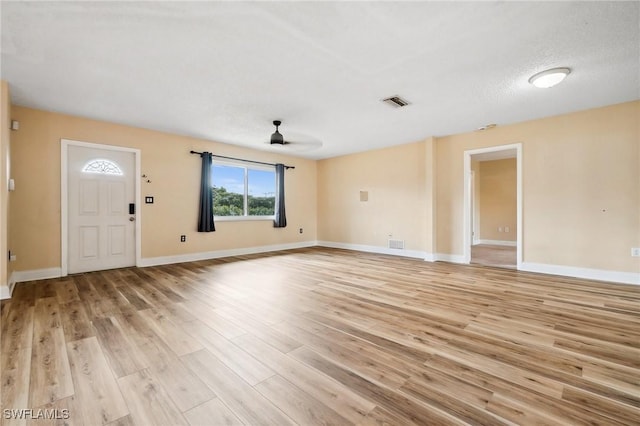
<box><xmin>2</xmin><ymin>1</ymin><xmax>638</xmax><ymax>159</ymax></box>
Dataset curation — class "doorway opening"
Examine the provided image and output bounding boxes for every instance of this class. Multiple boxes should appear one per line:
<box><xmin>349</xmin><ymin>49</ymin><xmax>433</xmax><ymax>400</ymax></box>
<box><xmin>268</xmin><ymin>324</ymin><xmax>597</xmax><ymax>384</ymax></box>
<box><xmin>463</xmin><ymin>143</ymin><xmax>522</xmax><ymax>269</ymax></box>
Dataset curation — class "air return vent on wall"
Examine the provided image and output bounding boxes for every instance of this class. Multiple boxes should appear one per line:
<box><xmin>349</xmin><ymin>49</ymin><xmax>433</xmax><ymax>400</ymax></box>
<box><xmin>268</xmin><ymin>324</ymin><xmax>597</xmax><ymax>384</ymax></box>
<box><xmin>388</xmin><ymin>239</ymin><xmax>405</xmax><ymax>250</ymax></box>
<box><xmin>382</xmin><ymin>96</ymin><xmax>410</xmax><ymax>108</ymax></box>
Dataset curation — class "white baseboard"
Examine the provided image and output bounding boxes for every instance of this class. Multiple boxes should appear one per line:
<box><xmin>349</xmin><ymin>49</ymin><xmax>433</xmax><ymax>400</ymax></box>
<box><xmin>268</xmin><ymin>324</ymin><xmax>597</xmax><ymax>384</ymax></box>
<box><xmin>317</xmin><ymin>241</ymin><xmax>429</xmax><ymax>260</ymax></box>
<box><xmin>474</xmin><ymin>239</ymin><xmax>517</xmax><ymax>247</ymax></box>
<box><xmin>4</xmin><ymin>245</ymin><xmax>636</xmax><ymax>302</ymax></box>
<box><xmin>424</xmin><ymin>253</ymin><xmax>437</xmax><ymax>262</ymax></box>
<box><xmin>432</xmin><ymin>253</ymin><xmax>467</xmax><ymax>264</ymax></box>
<box><xmin>2</xmin><ymin>267</ymin><xmax>64</xmax><ymax>299</ymax></box>
<box><xmin>520</xmin><ymin>262</ymin><xmax>639</xmax><ymax>286</ymax></box>
<box><xmin>0</xmin><ymin>283</ymin><xmax>11</xmax><ymax>300</ymax></box>
<box><xmin>139</xmin><ymin>240</ymin><xmax>318</xmax><ymax>267</ymax></box>
<box><xmin>8</xmin><ymin>270</ymin><xmax>17</xmax><ymax>295</ymax></box>
<box><xmin>12</xmin><ymin>267</ymin><xmax>63</xmax><ymax>284</ymax></box>
<box><xmin>424</xmin><ymin>252</ymin><xmax>638</xmax><ymax>286</ymax></box>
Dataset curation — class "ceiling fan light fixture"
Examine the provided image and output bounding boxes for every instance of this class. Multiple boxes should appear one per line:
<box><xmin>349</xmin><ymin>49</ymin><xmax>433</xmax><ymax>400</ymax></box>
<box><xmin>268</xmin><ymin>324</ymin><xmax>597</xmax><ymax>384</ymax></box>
<box><xmin>528</xmin><ymin>67</ymin><xmax>571</xmax><ymax>88</ymax></box>
<box><xmin>271</xmin><ymin>120</ymin><xmax>284</xmax><ymax>144</ymax></box>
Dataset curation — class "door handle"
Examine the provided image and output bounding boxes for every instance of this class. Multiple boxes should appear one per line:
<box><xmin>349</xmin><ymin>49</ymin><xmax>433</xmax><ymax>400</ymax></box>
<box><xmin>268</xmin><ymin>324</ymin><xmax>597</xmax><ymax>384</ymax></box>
<box><xmin>129</xmin><ymin>217</ymin><xmax>135</xmax><ymax>222</ymax></box>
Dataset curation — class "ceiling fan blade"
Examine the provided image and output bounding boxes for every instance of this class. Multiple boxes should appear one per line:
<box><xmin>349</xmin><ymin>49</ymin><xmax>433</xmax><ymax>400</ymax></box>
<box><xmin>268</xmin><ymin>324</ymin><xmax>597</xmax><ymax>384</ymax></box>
<box><xmin>283</xmin><ymin>140</ymin><xmax>322</xmax><ymax>146</ymax></box>
<box><xmin>265</xmin><ymin>120</ymin><xmax>322</xmax><ymax>150</ymax></box>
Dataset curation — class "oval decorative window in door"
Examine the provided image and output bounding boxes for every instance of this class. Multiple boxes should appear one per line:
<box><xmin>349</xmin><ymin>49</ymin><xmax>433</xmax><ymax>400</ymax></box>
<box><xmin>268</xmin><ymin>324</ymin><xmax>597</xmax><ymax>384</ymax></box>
<box><xmin>82</xmin><ymin>159</ymin><xmax>123</xmax><ymax>175</ymax></box>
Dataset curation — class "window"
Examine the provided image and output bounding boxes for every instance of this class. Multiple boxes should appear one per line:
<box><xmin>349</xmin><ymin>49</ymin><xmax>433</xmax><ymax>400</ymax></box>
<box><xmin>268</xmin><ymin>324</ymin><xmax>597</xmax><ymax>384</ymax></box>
<box><xmin>212</xmin><ymin>162</ymin><xmax>276</xmax><ymax>218</ymax></box>
<box><xmin>82</xmin><ymin>159</ymin><xmax>123</xmax><ymax>175</ymax></box>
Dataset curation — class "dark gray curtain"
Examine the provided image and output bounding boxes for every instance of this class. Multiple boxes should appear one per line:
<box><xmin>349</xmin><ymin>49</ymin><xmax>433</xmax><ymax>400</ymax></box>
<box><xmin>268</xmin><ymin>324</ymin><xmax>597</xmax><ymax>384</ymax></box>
<box><xmin>274</xmin><ymin>163</ymin><xmax>287</xmax><ymax>228</ymax></box>
<box><xmin>197</xmin><ymin>152</ymin><xmax>215</xmax><ymax>232</ymax></box>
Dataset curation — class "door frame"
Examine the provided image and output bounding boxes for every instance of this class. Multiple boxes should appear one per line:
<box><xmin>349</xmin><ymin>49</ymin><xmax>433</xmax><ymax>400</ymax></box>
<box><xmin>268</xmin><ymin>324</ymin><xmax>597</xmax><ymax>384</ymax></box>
<box><xmin>61</xmin><ymin>139</ymin><xmax>142</xmax><ymax>276</ymax></box>
<box><xmin>463</xmin><ymin>143</ymin><xmax>522</xmax><ymax>268</ymax></box>
<box><xmin>470</xmin><ymin>169</ymin><xmax>477</xmax><ymax>246</ymax></box>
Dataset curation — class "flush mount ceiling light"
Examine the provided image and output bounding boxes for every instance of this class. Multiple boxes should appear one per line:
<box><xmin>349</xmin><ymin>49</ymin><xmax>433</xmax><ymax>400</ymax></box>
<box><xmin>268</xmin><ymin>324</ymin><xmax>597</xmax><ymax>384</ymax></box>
<box><xmin>528</xmin><ymin>67</ymin><xmax>571</xmax><ymax>88</ymax></box>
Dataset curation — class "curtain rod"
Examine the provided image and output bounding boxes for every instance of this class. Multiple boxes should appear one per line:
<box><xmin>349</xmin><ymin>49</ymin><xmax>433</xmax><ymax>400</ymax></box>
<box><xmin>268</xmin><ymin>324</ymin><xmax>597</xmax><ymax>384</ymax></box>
<box><xmin>190</xmin><ymin>151</ymin><xmax>295</xmax><ymax>169</ymax></box>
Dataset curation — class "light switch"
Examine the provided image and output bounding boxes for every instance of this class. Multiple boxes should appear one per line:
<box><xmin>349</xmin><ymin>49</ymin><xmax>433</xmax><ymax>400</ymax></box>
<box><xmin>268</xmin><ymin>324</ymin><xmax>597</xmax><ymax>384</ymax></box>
<box><xmin>145</xmin><ymin>196</ymin><xmax>154</xmax><ymax>204</ymax></box>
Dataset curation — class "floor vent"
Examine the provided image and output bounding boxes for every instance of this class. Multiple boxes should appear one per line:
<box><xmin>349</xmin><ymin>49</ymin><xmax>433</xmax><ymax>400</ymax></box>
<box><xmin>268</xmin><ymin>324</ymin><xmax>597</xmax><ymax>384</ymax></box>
<box><xmin>388</xmin><ymin>239</ymin><xmax>405</xmax><ymax>250</ymax></box>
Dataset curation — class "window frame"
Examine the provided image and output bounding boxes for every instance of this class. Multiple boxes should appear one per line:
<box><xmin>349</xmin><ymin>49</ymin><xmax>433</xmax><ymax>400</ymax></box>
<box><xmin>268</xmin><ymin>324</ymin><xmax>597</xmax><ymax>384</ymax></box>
<box><xmin>211</xmin><ymin>159</ymin><xmax>276</xmax><ymax>222</ymax></box>
<box><xmin>82</xmin><ymin>158</ymin><xmax>124</xmax><ymax>175</ymax></box>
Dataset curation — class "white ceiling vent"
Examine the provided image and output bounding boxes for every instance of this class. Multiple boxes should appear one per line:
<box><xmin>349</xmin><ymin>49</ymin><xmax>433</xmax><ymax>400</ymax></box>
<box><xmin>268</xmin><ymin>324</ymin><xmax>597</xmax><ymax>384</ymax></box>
<box><xmin>476</xmin><ymin>123</ymin><xmax>497</xmax><ymax>131</ymax></box>
<box><xmin>382</xmin><ymin>96</ymin><xmax>410</xmax><ymax>108</ymax></box>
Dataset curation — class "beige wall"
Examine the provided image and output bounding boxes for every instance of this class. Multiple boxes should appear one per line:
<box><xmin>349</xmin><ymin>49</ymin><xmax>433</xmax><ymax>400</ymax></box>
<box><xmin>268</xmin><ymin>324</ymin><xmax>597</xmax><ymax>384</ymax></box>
<box><xmin>437</xmin><ymin>100</ymin><xmax>639</xmax><ymax>273</ymax></box>
<box><xmin>7</xmin><ymin>99</ymin><xmax>639</xmax><ymax>280</ymax></box>
<box><xmin>317</xmin><ymin>141</ymin><xmax>428</xmax><ymax>252</ymax></box>
<box><xmin>9</xmin><ymin>106</ymin><xmax>317</xmax><ymax>271</ymax></box>
<box><xmin>1</xmin><ymin>81</ymin><xmax>11</xmax><ymax>292</ymax></box>
<box><xmin>317</xmin><ymin>101</ymin><xmax>638</xmax><ymax>274</ymax></box>
<box><xmin>478</xmin><ymin>158</ymin><xmax>516</xmax><ymax>242</ymax></box>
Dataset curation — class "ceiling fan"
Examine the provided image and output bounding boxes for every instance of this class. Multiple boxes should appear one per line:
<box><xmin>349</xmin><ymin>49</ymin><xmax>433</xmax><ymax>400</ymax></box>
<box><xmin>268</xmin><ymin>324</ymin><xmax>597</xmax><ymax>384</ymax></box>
<box><xmin>267</xmin><ymin>120</ymin><xmax>322</xmax><ymax>150</ymax></box>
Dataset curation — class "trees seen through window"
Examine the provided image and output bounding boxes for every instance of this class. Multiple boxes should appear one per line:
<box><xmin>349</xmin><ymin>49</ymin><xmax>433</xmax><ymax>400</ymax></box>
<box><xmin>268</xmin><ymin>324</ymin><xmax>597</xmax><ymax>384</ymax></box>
<box><xmin>212</xmin><ymin>163</ymin><xmax>275</xmax><ymax>217</ymax></box>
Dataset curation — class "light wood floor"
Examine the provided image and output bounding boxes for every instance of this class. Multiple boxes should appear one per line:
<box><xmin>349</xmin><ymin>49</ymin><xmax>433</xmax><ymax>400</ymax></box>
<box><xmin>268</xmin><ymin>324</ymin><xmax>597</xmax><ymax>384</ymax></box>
<box><xmin>471</xmin><ymin>244</ymin><xmax>517</xmax><ymax>269</ymax></box>
<box><xmin>2</xmin><ymin>247</ymin><xmax>639</xmax><ymax>425</ymax></box>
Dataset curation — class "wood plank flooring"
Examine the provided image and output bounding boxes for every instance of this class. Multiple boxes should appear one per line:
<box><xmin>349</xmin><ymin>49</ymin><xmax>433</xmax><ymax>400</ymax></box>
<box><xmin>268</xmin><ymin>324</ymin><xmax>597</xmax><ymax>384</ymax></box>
<box><xmin>1</xmin><ymin>247</ymin><xmax>639</xmax><ymax>425</ymax></box>
<box><xmin>471</xmin><ymin>244</ymin><xmax>516</xmax><ymax>269</ymax></box>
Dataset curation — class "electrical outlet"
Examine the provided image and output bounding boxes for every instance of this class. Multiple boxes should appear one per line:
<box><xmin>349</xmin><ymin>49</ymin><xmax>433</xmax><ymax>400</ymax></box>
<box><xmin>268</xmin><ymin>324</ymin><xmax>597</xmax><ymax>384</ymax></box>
<box><xmin>632</xmin><ymin>248</ymin><xmax>640</xmax><ymax>257</ymax></box>
<box><xmin>299</xmin><ymin>228</ymin><xmax>303</xmax><ymax>234</ymax></box>
<box><xmin>498</xmin><ymin>227</ymin><xmax>503</xmax><ymax>232</ymax></box>
<box><xmin>180</xmin><ymin>235</ymin><xmax>186</xmax><ymax>242</ymax></box>
<box><xmin>505</xmin><ymin>226</ymin><xmax>510</xmax><ymax>233</ymax></box>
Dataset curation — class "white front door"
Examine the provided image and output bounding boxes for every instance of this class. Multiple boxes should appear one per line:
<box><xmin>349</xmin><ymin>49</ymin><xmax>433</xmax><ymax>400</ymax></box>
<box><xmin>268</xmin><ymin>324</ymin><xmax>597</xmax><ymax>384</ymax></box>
<box><xmin>67</xmin><ymin>145</ymin><xmax>136</xmax><ymax>274</ymax></box>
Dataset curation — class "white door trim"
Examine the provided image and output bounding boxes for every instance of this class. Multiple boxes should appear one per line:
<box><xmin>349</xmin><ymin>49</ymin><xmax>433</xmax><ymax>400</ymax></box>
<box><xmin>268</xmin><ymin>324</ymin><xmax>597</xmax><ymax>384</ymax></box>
<box><xmin>61</xmin><ymin>139</ymin><xmax>142</xmax><ymax>276</ymax></box>
<box><xmin>470</xmin><ymin>170</ymin><xmax>478</xmax><ymax>245</ymax></box>
<box><xmin>463</xmin><ymin>143</ymin><xmax>522</xmax><ymax>268</ymax></box>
